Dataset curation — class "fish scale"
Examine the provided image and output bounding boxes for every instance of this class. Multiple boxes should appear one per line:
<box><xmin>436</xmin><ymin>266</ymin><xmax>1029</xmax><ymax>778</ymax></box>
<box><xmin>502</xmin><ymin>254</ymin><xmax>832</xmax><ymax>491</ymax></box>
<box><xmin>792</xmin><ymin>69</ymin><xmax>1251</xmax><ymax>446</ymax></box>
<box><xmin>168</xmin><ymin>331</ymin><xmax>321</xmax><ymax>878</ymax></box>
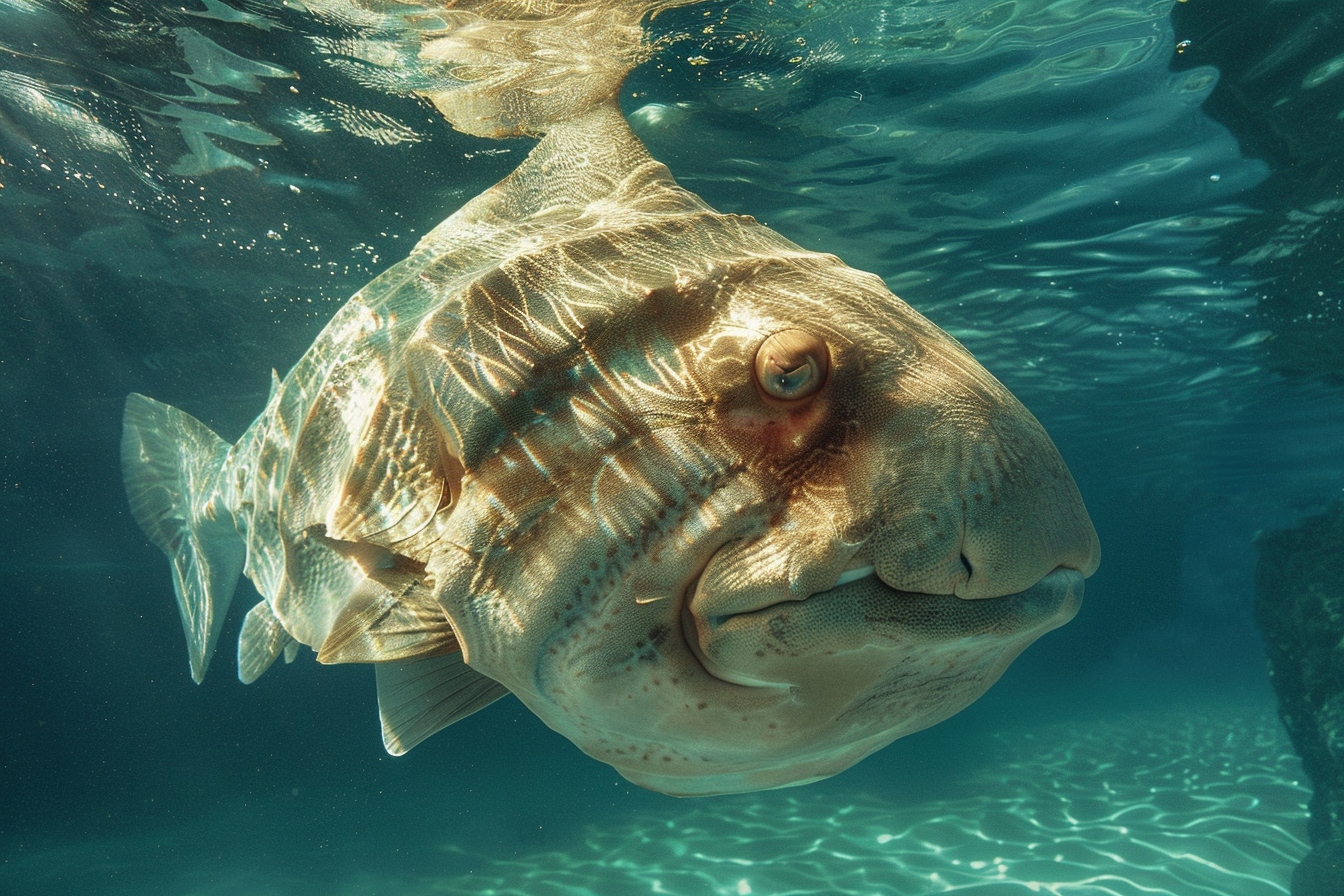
<box><xmin>122</xmin><ymin>0</ymin><xmax>1098</xmax><ymax>796</ymax></box>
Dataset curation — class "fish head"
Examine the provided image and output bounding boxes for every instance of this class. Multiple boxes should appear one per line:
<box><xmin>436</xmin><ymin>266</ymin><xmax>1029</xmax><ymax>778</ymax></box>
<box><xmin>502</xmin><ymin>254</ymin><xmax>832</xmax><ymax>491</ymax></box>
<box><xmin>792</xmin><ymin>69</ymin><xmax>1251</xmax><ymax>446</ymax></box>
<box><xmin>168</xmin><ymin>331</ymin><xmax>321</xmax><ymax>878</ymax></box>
<box><xmin>422</xmin><ymin>242</ymin><xmax>1100</xmax><ymax>797</ymax></box>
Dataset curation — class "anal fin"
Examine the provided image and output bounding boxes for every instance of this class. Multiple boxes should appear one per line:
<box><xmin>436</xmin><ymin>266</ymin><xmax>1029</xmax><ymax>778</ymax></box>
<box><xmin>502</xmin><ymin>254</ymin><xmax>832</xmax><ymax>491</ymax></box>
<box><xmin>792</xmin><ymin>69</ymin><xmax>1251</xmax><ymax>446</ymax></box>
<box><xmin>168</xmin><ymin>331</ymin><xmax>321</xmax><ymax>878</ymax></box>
<box><xmin>375</xmin><ymin>653</ymin><xmax>509</xmax><ymax>755</ymax></box>
<box><xmin>238</xmin><ymin>600</ymin><xmax>295</xmax><ymax>685</ymax></box>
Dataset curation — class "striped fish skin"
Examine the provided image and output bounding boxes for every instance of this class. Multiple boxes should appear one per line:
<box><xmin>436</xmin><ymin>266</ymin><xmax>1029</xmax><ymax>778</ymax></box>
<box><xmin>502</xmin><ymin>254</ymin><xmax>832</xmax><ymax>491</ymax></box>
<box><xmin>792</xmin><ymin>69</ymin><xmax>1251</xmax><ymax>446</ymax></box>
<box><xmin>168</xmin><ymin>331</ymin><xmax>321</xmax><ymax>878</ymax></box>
<box><xmin>122</xmin><ymin>4</ymin><xmax>1099</xmax><ymax>793</ymax></box>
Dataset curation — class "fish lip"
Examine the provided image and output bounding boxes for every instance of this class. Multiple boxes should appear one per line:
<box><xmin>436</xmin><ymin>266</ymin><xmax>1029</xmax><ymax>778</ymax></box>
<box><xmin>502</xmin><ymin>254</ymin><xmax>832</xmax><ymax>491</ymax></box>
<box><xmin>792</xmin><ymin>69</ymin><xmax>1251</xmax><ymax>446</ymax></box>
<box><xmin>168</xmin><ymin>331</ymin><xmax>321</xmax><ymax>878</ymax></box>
<box><xmin>819</xmin><ymin>563</ymin><xmax>1090</xmax><ymax>600</ymax></box>
<box><xmin>679</xmin><ymin>561</ymin><xmax>732</xmax><ymax>685</ymax></box>
<box><xmin>681</xmin><ymin>565</ymin><xmax>1084</xmax><ymax>690</ymax></box>
<box><xmin>680</xmin><ymin>595</ymin><xmax>720</xmax><ymax>683</ymax></box>
<box><xmin>811</xmin><ymin>563</ymin><xmax>1087</xmax><ymax>603</ymax></box>
<box><xmin>678</xmin><ymin>552</ymin><xmax>792</xmax><ymax>689</ymax></box>
<box><xmin>694</xmin><ymin>564</ymin><xmax>1086</xmax><ymax>631</ymax></box>
<box><xmin>680</xmin><ymin>544</ymin><xmax>1085</xmax><ymax>688</ymax></box>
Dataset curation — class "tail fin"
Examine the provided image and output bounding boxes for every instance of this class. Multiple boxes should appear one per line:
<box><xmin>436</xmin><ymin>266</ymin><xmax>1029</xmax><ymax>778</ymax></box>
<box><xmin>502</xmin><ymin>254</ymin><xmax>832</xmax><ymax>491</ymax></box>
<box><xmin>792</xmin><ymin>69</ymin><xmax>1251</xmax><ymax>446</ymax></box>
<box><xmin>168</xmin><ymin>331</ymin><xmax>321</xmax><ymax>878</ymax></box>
<box><xmin>306</xmin><ymin>0</ymin><xmax>705</xmax><ymax>138</ymax></box>
<box><xmin>122</xmin><ymin>393</ymin><xmax>245</xmax><ymax>684</ymax></box>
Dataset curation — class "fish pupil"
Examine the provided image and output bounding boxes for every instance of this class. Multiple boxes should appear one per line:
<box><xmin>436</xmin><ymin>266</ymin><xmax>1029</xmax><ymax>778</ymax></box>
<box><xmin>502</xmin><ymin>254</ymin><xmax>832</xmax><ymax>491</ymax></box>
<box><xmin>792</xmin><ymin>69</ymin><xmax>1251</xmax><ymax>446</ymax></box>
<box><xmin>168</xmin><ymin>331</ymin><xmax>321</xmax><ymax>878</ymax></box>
<box><xmin>755</xmin><ymin>329</ymin><xmax>830</xmax><ymax>401</ymax></box>
<box><xmin>768</xmin><ymin>359</ymin><xmax>817</xmax><ymax>397</ymax></box>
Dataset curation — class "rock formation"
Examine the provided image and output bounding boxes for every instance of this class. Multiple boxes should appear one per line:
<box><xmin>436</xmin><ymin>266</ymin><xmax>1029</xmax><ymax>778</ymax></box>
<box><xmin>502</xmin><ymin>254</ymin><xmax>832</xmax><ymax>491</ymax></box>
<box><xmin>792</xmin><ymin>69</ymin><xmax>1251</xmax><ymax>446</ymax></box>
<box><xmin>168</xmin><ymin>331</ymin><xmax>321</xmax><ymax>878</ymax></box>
<box><xmin>1255</xmin><ymin>501</ymin><xmax>1344</xmax><ymax>896</ymax></box>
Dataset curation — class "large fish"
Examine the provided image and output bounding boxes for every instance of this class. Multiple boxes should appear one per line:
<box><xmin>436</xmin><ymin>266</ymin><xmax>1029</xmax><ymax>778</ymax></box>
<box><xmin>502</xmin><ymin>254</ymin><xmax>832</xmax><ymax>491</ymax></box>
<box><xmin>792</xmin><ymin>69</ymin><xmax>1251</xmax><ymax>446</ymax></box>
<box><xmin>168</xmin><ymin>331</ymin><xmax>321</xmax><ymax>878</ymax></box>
<box><xmin>122</xmin><ymin>0</ymin><xmax>1100</xmax><ymax>796</ymax></box>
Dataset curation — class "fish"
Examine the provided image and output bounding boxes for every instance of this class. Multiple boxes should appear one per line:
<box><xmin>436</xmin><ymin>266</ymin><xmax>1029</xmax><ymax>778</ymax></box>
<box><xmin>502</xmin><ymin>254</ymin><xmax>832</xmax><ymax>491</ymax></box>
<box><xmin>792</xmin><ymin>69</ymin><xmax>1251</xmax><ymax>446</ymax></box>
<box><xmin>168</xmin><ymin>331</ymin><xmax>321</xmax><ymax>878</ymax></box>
<box><xmin>121</xmin><ymin>0</ymin><xmax>1100</xmax><ymax>797</ymax></box>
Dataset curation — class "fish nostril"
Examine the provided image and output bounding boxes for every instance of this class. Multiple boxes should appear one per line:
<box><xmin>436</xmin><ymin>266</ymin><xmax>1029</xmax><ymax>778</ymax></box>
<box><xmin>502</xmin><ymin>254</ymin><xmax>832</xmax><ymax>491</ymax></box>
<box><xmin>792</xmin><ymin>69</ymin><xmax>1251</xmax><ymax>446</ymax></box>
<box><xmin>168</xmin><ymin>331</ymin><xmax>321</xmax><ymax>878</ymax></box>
<box><xmin>960</xmin><ymin>553</ymin><xmax>973</xmax><ymax>579</ymax></box>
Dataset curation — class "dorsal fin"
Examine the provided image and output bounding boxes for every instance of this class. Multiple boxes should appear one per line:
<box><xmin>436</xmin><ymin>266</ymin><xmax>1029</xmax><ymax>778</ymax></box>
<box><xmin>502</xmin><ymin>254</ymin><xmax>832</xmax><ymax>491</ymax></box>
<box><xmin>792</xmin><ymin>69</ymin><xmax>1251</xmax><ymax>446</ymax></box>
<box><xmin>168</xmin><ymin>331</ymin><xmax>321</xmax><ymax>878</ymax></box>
<box><xmin>375</xmin><ymin>652</ymin><xmax>510</xmax><ymax>755</ymax></box>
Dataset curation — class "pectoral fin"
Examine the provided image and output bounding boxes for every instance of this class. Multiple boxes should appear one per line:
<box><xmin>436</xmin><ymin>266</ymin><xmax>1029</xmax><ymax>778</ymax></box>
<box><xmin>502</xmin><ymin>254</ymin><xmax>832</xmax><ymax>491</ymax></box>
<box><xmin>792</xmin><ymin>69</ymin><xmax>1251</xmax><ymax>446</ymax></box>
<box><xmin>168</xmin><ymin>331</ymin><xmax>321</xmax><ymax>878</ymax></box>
<box><xmin>375</xmin><ymin>653</ymin><xmax>509</xmax><ymax>755</ymax></box>
<box><xmin>317</xmin><ymin>577</ymin><xmax>459</xmax><ymax>665</ymax></box>
<box><xmin>326</xmin><ymin>398</ymin><xmax>460</xmax><ymax>560</ymax></box>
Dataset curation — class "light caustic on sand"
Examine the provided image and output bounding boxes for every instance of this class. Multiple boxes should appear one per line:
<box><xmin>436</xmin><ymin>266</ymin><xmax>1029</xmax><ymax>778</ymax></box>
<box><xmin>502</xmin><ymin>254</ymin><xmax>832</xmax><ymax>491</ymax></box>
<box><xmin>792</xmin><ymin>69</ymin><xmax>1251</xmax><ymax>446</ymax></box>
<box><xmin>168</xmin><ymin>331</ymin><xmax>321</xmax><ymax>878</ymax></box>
<box><xmin>428</xmin><ymin>709</ymin><xmax>1309</xmax><ymax>896</ymax></box>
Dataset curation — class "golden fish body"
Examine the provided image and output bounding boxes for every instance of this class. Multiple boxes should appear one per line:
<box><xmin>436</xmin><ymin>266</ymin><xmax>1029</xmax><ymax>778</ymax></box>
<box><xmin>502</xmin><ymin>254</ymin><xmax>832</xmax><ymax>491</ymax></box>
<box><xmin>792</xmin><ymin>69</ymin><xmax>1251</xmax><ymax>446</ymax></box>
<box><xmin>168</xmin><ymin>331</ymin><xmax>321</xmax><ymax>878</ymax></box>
<box><xmin>123</xmin><ymin>2</ymin><xmax>1098</xmax><ymax>796</ymax></box>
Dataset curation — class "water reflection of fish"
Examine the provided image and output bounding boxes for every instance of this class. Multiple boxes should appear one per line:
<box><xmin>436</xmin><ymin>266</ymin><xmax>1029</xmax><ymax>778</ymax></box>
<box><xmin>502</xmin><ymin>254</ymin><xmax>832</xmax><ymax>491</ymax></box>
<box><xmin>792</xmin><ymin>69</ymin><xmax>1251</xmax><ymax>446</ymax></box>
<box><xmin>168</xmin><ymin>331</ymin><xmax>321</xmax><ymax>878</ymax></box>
<box><xmin>0</xmin><ymin>70</ymin><xmax>132</xmax><ymax>161</ymax></box>
<box><xmin>122</xmin><ymin>0</ymin><xmax>1098</xmax><ymax>797</ymax></box>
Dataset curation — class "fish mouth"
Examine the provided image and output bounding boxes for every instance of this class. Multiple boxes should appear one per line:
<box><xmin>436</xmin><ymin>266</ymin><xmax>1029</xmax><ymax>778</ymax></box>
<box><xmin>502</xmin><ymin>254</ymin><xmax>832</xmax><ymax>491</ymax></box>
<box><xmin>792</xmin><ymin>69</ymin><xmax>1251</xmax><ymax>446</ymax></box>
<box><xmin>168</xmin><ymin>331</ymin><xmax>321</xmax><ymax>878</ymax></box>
<box><xmin>681</xmin><ymin>563</ymin><xmax>1085</xmax><ymax>689</ymax></box>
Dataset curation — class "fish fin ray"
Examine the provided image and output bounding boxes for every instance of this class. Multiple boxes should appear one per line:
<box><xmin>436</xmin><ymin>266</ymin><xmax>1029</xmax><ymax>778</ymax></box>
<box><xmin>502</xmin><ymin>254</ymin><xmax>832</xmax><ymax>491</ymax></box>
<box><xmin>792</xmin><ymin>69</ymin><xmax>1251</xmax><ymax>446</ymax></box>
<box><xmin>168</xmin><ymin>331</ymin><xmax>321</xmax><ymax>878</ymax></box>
<box><xmin>375</xmin><ymin>652</ymin><xmax>509</xmax><ymax>756</ymax></box>
<box><xmin>317</xmin><ymin>575</ymin><xmax>458</xmax><ymax>665</ymax></box>
<box><xmin>237</xmin><ymin>600</ymin><xmax>295</xmax><ymax>684</ymax></box>
<box><xmin>122</xmin><ymin>393</ymin><xmax>244</xmax><ymax>684</ymax></box>
<box><xmin>327</xmin><ymin>399</ymin><xmax>460</xmax><ymax>559</ymax></box>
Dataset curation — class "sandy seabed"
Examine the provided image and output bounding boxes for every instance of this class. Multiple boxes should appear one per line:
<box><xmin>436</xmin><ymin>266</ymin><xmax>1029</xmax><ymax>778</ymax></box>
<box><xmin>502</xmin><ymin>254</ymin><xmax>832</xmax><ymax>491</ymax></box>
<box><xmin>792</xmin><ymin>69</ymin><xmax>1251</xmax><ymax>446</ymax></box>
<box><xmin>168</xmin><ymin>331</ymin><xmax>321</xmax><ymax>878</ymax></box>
<box><xmin>3</xmin><ymin>705</ymin><xmax>1310</xmax><ymax>896</ymax></box>
<box><xmin>405</xmin><ymin>708</ymin><xmax>1309</xmax><ymax>896</ymax></box>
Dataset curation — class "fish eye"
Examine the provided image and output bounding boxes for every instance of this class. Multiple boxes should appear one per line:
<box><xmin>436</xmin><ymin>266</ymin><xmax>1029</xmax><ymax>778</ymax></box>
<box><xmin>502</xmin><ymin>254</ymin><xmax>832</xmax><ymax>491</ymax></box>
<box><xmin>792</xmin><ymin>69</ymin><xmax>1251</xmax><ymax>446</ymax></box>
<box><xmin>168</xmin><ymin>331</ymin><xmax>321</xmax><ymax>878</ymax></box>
<box><xmin>754</xmin><ymin>329</ymin><xmax>830</xmax><ymax>402</ymax></box>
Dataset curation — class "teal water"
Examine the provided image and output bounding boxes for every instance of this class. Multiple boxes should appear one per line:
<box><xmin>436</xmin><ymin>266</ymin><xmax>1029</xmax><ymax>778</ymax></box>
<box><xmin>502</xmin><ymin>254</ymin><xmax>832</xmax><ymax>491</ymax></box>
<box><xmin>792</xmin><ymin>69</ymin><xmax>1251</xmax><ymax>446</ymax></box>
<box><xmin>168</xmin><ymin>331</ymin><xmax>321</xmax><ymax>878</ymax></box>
<box><xmin>1</xmin><ymin>701</ymin><xmax>1313</xmax><ymax>894</ymax></box>
<box><xmin>2</xmin><ymin>0</ymin><xmax>1341</xmax><ymax>893</ymax></box>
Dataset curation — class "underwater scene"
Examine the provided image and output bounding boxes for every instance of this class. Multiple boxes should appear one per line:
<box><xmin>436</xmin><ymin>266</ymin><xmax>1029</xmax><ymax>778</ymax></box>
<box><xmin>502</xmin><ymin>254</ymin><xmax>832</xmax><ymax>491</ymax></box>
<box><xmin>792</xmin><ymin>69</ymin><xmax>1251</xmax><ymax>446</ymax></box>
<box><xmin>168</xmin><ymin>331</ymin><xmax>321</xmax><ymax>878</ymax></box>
<box><xmin>2</xmin><ymin>0</ymin><xmax>1343</xmax><ymax>894</ymax></box>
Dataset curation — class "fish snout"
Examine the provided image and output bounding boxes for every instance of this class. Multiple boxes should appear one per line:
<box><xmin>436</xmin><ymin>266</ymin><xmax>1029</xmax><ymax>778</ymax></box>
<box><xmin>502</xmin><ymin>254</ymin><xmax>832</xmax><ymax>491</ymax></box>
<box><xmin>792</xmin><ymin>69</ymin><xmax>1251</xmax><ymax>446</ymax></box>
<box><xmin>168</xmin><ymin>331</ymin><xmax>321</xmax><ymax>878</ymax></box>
<box><xmin>867</xmin><ymin>399</ymin><xmax>1100</xmax><ymax>601</ymax></box>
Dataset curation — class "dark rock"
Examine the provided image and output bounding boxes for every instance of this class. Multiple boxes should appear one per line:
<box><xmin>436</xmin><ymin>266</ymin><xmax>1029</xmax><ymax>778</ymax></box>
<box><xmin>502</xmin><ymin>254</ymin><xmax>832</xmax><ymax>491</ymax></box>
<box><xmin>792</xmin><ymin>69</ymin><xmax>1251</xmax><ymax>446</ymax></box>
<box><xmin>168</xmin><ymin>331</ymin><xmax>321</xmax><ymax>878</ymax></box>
<box><xmin>1255</xmin><ymin>501</ymin><xmax>1344</xmax><ymax>876</ymax></box>
<box><xmin>1292</xmin><ymin>839</ymin><xmax>1344</xmax><ymax>896</ymax></box>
